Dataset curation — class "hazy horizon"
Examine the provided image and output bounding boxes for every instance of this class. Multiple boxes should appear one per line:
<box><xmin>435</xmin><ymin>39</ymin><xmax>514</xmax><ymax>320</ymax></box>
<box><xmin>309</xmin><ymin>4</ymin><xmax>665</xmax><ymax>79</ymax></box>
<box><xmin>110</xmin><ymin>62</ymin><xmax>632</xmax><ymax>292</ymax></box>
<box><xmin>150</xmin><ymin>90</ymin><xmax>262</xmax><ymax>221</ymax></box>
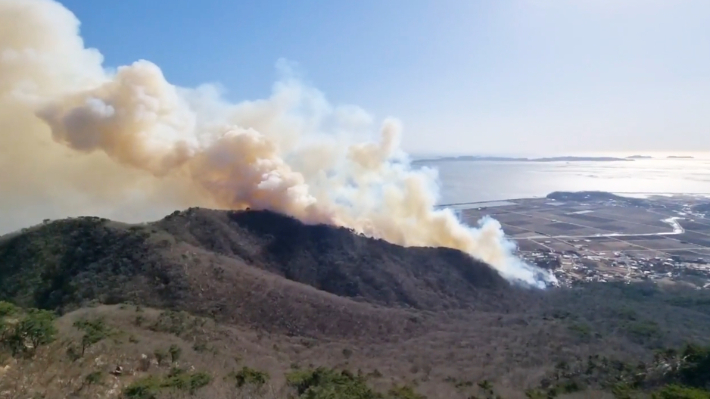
<box><xmin>410</xmin><ymin>151</ymin><xmax>710</xmax><ymax>159</ymax></box>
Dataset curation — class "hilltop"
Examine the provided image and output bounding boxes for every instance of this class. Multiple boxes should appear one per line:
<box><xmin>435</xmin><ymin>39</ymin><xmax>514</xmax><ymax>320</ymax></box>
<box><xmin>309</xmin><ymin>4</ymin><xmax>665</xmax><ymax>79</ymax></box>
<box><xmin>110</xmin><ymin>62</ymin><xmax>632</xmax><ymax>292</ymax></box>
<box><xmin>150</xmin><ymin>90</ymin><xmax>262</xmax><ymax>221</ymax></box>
<box><xmin>1</xmin><ymin>209</ymin><xmax>710</xmax><ymax>398</ymax></box>
<box><xmin>0</xmin><ymin>208</ymin><xmax>511</xmax><ymax>339</ymax></box>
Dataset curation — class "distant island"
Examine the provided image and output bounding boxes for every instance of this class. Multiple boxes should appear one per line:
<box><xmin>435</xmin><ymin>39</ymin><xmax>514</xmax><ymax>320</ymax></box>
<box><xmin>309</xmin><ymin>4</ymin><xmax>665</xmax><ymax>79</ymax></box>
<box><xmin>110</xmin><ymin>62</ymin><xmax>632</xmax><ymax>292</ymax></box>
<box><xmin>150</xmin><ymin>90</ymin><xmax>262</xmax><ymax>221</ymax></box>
<box><xmin>413</xmin><ymin>155</ymin><xmax>632</xmax><ymax>163</ymax></box>
<box><xmin>546</xmin><ymin>191</ymin><xmax>647</xmax><ymax>206</ymax></box>
<box><xmin>627</xmin><ymin>155</ymin><xmax>653</xmax><ymax>159</ymax></box>
<box><xmin>667</xmin><ymin>155</ymin><xmax>694</xmax><ymax>159</ymax></box>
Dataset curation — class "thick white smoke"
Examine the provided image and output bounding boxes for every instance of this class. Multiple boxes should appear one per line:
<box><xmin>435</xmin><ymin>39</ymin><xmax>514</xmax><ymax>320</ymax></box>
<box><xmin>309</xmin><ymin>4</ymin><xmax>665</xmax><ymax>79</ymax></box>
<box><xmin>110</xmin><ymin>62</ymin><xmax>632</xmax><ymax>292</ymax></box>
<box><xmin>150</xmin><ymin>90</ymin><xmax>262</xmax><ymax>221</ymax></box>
<box><xmin>0</xmin><ymin>0</ymin><xmax>556</xmax><ymax>288</ymax></box>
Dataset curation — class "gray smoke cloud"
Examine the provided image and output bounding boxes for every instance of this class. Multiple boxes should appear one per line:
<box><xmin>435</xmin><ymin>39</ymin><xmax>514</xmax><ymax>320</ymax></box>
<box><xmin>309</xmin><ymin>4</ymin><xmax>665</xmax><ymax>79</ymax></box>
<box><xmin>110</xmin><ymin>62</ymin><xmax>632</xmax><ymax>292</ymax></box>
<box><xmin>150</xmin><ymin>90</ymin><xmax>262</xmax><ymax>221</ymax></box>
<box><xmin>0</xmin><ymin>0</ymin><xmax>556</xmax><ymax>288</ymax></box>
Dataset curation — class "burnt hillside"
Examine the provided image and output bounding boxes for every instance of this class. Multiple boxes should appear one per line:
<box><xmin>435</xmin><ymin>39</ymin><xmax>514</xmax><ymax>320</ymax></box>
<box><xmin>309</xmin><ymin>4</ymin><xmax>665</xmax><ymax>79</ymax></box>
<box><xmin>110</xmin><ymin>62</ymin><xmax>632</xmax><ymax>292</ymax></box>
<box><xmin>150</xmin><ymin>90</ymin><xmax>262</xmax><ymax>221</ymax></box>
<box><xmin>156</xmin><ymin>208</ymin><xmax>512</xmax><ymax>310</ymax></box>
<box><xmin>0</xmin><ymin>209</ymin><xmax>515</xmax><ymax>339</ymax></box>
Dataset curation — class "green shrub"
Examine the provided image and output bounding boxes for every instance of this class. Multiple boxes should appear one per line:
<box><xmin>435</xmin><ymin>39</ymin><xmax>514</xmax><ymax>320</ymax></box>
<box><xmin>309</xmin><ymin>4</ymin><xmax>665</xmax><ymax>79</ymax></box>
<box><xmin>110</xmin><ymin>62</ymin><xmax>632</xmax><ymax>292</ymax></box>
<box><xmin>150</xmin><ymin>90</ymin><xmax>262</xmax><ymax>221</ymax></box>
<box><xmin>192</xmin><ymin>341</ymin><xmax>214</xmax><ymax>354</ymax></box>
<box><xmin>151</xmin><ymin>310</ymin><xmax>191</xmax><ymax>336</ymax></box>
<box><xmin>186</xmin><ymin>372</ymin><xmax>212</xmax><ymax>394</ymax></box>
<box><xmin>524</xmin><ymin>389</ymin><xmax>547</xmax><ymax>399</ymax></box>
<box><xmin>478</xmin><ymin>380</ymin><xmax>493</xmax><ymax>391</ymax></box>
<box><xmin>20</xmin><ymin>309</ymin><xmax>57</xmax><ymax>348</ymax></box>
<box><xmin>0</xmin><ymin>301</ymin><xmax>18</xmax><ymax>317</ymax></box>
<box><xmin>678</xmin><ymin>344</ymin><xmax>710</xmax><ymax>388</ymax></box>
<box><xmin>286</xmin><ymin>367</ymin><xmax>383</xmax><ymax>398</ymax></box>
<box><xmin>1</xmin><ymin>307</ymin><xmax>57</xmax><ymax>357</ymax></box>
<box><xmin>625</xmin><ymin>320</ymin><xmax>661</xmax><ymax>341</ymax></box>
<box><xmin>613</xmin><ymin>306</ymin><xmax>638</xmax><ymax>321</ymax></box>
<box><xmin>154</xmin><ymin>349</ymin><xmax>168</xmax><ymax>366</ymax></box>
<box><xmin>388</xmin><ymin>385</ymin><xmax>426</xmax><ymax>399</ymax></box>
<box><xmin>654</xmin><ymin>384</ymin><xmax>710</xmax><ymax>399</ymax></box>
<box><xmin>123</xmin><ymin>376</ymin><xmax>161</xmax><ymax>399</ymax></box>
<box><xmin>123</xmin><ymin>370</ymin><xmax>212</xmax><ymax>398</ymax></box>
<box><xmin>85</xmin><ymin>371</ymin><xmax>103</xmax><ymax>386</ymax></box>
<box><xmin>454</xmin><ymin>380</ymin><xmax>473</xmax><ymax>388</ymax></box>
<box><xmin>66</xmin><ymin>345</ymin><xmax>81</xmax><ymax>361</ymax></box>
<box><xmin>193</xmin><ymin>341</ymin><xmax>207</xmax><ymax>352</ymax></box>
<box><xmin>554</xmin><ymin>379</ymin><xmax>585</xmax><ymax>394</ymax></box>
<box><xmin>73</xmin><ymin>317</ymin><xmax>111</xmax><ymax>356</ymax></box>
<box><xmin>369</xmin><ymin>369</ymin><xmax>383</xmax><ymax>378</ymax></box>
<box><xmin>163</xmin><ymin>368</ymin><xmax>212</xmax><ymax>394</ymax></box>
<box><xmin>169</xmin><ymin>344</ymin><xmax>182</xmax><ymax>363</ymax></box>
<box><xmin>229</xmin><ymin>366</ymin><xmax>270</xmax><ymax>388</ymax></box>
<box><xmin>568</xmin><ymin>322</ymin><xmax>592</xmax><ymax>339</ymax></box>
<box><xmin>612</xmin><ymin>383</ymin><xmax>637</xmax><ymax>399</ymax></box>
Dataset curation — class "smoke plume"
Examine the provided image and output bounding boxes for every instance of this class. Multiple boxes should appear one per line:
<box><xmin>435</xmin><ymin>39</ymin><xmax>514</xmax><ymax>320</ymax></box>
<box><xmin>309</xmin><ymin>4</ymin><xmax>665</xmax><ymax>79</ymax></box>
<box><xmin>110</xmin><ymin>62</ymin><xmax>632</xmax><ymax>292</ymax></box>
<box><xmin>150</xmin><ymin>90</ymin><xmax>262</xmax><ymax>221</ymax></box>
<box><xmin>0</xmin><ymin>0</ymin><xmax>556</xmax><ymax>288</ymax></box>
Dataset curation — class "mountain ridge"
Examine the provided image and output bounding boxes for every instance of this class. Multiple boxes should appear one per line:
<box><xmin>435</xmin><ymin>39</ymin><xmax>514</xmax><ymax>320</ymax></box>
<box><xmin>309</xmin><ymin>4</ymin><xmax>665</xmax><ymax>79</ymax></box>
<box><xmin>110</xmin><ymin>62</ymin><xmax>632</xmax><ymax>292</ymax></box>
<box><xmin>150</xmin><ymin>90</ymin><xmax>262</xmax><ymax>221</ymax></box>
<box><xmin>3</xmin><ymin>208</ymin><xmax>710</xmax><ymax>398</ymax></box>
<box><xmin>0</xmin><ymin>208</ymin><xmax>514</xmax><ymax>339</ymax></box>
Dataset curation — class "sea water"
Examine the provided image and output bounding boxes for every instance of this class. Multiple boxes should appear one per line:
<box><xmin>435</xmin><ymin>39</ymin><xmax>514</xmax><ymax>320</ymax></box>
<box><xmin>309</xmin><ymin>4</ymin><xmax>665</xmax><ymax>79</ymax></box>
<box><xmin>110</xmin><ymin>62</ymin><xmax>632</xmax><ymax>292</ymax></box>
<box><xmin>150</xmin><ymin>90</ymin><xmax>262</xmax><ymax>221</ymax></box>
<box><xmin>422</xmin><ymin>158</ymin><xmax>710</xmax><ymax>205</ymax></box>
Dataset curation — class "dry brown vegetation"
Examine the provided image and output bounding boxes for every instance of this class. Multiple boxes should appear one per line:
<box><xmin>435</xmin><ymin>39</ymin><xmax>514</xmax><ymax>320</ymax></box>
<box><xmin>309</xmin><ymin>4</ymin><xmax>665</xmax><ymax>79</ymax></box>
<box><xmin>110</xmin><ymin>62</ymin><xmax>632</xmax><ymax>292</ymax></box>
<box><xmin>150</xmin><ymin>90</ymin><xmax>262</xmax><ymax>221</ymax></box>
<box><xmin>1</xmin><ymin>209</ymin><xmax>710</xmax><ymax>398</ymax></box>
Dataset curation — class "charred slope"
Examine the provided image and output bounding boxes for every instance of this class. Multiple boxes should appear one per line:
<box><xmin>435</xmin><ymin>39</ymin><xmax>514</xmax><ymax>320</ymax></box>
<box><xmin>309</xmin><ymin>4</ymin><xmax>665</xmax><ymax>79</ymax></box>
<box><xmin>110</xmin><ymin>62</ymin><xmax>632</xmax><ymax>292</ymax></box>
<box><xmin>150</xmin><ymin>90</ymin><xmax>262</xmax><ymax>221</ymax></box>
<box><xmin>0</xmin><ymin>216</ymin><xmax>424</xmax><ymax>339</ymax></box>
<box><xmin>0</xmin><ymin>209</ymin><xmax>516</xmax><ymax>338</ymax></box>
<box><xmin>156</xmin><ymin>208</ymin><xmax>513</xmax><ymax>310</ymax></box>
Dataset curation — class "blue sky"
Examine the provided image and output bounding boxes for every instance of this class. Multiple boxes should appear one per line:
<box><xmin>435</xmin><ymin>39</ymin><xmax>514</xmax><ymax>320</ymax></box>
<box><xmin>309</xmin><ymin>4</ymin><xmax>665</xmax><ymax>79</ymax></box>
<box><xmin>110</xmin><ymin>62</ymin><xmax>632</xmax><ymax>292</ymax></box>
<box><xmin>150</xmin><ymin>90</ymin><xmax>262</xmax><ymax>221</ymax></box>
<box><xmin>58</xmin><ymin>0</ymin><xmax>710</xmax><ymax>156</ymax></box>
